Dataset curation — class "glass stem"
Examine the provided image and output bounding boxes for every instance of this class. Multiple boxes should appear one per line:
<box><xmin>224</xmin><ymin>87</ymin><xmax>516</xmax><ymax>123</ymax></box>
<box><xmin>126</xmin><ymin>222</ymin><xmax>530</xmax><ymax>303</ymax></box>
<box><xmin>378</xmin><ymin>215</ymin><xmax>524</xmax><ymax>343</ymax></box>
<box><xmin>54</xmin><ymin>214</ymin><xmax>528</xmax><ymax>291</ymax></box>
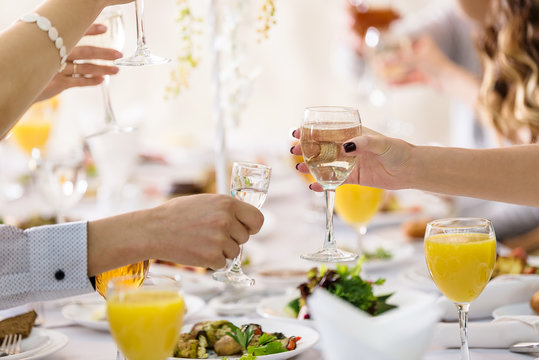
<box><xmin>134</xmin><ymin>0</ymin><xmax>149</xmax><ymax>53</ymax></box>
<box><xmin>323</xmin><ymin>189</ymin><xmax>336</xmax><ymax>250</ymax></box>
<box><xmin>229</xmin><ymin>245</ymin><xmax>244</xmax><ymax>274</ymax></box>
<box><xmin>101</xmin><ymin>75</ymin><xmax>117</xmax><ymax>127</ymax></box>
<box><xmin>456</xmin><ymin>303</ymin><xmax>470</xmax><ymax>360</ymax></box>
<box><xmin>355</xmin><ymin>224</ymin><xmax>367</xmax><ymax>253</ymax></box>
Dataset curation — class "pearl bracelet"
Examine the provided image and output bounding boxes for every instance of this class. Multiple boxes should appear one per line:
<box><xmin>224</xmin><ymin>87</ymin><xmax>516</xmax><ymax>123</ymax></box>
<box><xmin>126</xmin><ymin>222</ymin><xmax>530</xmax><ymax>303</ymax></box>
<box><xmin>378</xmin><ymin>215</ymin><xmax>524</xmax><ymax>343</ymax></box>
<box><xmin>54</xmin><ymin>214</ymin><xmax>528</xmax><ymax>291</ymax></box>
<box><xmin>20</xmin><ymin>13</ymin><xmax>68</xmax><ymax>72</ymax></box>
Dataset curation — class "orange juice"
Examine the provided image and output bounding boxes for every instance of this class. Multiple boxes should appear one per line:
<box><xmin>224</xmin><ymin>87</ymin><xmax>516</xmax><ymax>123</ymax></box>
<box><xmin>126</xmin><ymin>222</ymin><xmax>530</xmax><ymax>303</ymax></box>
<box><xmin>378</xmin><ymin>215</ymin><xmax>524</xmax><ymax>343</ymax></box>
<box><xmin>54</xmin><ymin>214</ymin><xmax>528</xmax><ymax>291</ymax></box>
<box><xmin>107</xmin><ymin>289</ymin><xmax>185</xmax><ymax>360</ymax></box>
<box><xmin>335</xmin><ymin>184</ymin><xmax>385</xmax><ymax>226</ymax></box>
<box><xmin>96</xmin><ymin>260</ymin><xmax>150</xmax><ymax>298</ymax></box>
<box><xmin>11</xmin><ymin>120</ymin><xmax>51</xmax><ymax>155</ymax></box>
<box><xmin>425</xmin><ymin>233</ymin><xmax>496</xmax><ymax>303</ymax></box>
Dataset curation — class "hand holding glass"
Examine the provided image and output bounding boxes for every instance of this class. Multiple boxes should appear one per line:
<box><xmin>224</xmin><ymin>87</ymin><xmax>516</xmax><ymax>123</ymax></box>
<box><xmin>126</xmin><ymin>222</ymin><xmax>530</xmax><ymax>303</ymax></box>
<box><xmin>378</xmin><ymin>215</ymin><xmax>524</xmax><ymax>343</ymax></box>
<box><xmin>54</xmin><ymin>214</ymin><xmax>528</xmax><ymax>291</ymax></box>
<box><xmin>300</xmin><ymin>106</ymin><xmax>361</xmax><ymax>262</ymax></box>
<box><xmin>212</xmin><ymin>162</ymin><xmax>271</xmax><ymax>286</ymax></box>
<box><xmin>424</xmin><ymin>218</ymin><xmax>496</xmax><ymax>360</ymax></box>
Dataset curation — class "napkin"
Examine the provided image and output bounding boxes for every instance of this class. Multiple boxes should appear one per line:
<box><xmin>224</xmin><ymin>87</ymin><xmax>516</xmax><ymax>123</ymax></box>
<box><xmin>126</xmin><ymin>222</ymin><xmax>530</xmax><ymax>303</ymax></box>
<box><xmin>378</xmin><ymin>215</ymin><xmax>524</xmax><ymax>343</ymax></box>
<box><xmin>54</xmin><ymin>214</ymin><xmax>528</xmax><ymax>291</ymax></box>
<box><xmin>438</xmin><ymin>274</ymin><xmax>539</xmax><ymax>320</ymax></box>
<box><xmin>432</xmin><ymin>315</ymin><xmax>539</xmax><ymax>348</ymax></box>
<box><xmin>308</xmin><ymin>289</ymin><xmax>443</xmax><ymax>360</ymax></box>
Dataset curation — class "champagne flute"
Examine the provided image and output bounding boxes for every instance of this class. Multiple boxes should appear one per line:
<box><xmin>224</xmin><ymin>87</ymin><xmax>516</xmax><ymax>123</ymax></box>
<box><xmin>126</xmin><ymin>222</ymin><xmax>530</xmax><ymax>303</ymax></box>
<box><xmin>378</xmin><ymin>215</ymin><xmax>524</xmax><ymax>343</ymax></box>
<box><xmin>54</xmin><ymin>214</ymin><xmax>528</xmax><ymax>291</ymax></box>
<box><xmin>114</xmin><ymin>0</ymin><xmax>171</xmax><ymax>66</ymax></box>
<box><xmin>76</xmin><ymin>8</ymin><xmax>134</xmax><ymax>138</ymax></box>
<box><xmin>300</xmin><ymin>106</ymin><xmax>361</xmax><ymax>262</ymax></box>
<box><xmin>334</xmin><ymin>184</ymin><xmax>385</xmax><ymax>253</ymax></box>
<box><xmin>212</xmin><ymin>161</ymin><xmax>272</xmax><ymax>286</ymax></box>
<box><xmin>424</xmin><ymin>218</ymin><xmax>497</xmax><ymax>360</ymax></box>
<box><xmin>107</xmin><ymin>274</ymin><xmax>184</xmax><ymax>360</ymax></box>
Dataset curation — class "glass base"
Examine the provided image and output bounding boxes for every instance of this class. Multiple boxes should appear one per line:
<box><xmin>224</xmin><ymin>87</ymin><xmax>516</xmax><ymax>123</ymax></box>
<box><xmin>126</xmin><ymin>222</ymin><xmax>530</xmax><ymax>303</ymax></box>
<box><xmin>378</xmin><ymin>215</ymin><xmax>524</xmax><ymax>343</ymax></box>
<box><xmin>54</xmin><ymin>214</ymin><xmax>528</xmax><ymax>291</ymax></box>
<box><xmin>300</xmin><ymin>247</ymin><xmax>358</xmax><ymax>263</ymax></box>
<box><xmin>114</xmin><ymin>53</ymin><xmax>171</xmax><ymax>66</ymax></box>
<box><xmin>85</xmin><ymin>125</ymin><xmax>135</xmax><ymax>139</ymax></box>
<box><xmin>212</xmin><ymin>270</ymin><xmax>255</xmax><ymax>287</ymax></box>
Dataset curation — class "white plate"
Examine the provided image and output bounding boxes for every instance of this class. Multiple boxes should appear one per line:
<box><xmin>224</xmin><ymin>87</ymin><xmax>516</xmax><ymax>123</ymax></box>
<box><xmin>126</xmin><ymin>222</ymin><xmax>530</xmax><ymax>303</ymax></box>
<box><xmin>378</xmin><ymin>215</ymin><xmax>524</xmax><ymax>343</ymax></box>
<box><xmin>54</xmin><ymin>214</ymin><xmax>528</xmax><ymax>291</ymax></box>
<box><xmin>361</xmin><ymin>242</ymin><xmax>415</xmax><ymax>271</ymax></box>
<box><xmin>398</xmin><ymin>263</ymin><xmax>438</xmax><ymax>292</ymax></box>
<box><xmin>170</xmin><ymin>318</ymin><xmax>319</xmax><ymax>360</ymax></box>
<box><xmin>62</xmin><ymin>294</ymin><xmax>205</xmax><ymax>332</ymax></box>
<box><xmin>257</xmin><ymin>294</ymin><xmax>300</xmax><ymax>323</ymax></box>
<box><xmin>3</xmin><ymin>328</ymin><xmax>68</xmax><ymax>360</ymax></box>
<box><xmin>149</xmin><ymin>264</ymin><xmax>225</xmax><ymax>299</ymax></box>
<box><xmin>492</xmin><ymin>302</ymin><xmax>538</xmax><ymax>318</ymax></box>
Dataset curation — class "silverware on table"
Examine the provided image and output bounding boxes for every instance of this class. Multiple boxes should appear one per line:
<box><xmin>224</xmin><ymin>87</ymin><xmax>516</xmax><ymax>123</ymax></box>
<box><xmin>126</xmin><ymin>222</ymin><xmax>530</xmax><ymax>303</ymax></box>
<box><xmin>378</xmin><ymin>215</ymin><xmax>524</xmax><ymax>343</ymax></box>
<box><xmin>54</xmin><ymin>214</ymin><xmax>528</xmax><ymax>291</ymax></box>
<box><xmin>510</xmin><ymin>342</ymin><xmax>539</xmax><ymax>353</ymax></box>
<box><xmin>0</xmin><ymin>333</ymin><xmax>22</xmax><ymax>357</ymax></box>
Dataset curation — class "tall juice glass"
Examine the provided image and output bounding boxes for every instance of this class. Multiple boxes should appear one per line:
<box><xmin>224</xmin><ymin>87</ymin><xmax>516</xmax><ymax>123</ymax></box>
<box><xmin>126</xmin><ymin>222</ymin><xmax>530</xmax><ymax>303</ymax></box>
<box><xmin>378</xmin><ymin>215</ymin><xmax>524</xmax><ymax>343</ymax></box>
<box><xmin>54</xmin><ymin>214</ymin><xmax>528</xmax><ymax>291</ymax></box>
<box><xmin>300</xmin><ymin>106</ymin><xmax>361</xmax><ymax>262</ymax></box>
<box><xmin>334</xmin><ymin>184</ymin><xmax>385</xmax><ymax>252</ymax></box>
<box><xmin>107</xmin><ymin>274</ymin><xmax>184</xmax><ymax>360</ymax></box>
<box><xmin>424</xmin><ymin>218</ymin><xmax>496</xmax><ymax>360</ymax></box>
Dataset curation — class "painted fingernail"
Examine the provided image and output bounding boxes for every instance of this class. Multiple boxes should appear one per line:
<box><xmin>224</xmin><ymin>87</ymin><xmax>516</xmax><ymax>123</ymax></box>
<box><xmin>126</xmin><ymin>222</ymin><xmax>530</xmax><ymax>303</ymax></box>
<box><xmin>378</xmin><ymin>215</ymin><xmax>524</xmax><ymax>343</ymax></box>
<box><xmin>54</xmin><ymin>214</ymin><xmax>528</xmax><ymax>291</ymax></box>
<box><xmin>343</xmin><ymin>142</ymin><xmax>356</xmax><ymax>153</ymax></box>
<box><xmin>290</xmin><ymin>146</ymin><xmax>295</xmax><ymax>154</ymax></box>
<box><xmin>309</xmin><ymin>184</ymin><xmax>313</xmax><ymax>190</ymax></box>
<box><xmin>295</xmin><ymin>163</ymin><xmax>300</xmax><ymax>170</ymax></box>
<box><xmin>291</xmin><ymin>129</ymin><xmax>296</xmax><ymax>138</ymax></box>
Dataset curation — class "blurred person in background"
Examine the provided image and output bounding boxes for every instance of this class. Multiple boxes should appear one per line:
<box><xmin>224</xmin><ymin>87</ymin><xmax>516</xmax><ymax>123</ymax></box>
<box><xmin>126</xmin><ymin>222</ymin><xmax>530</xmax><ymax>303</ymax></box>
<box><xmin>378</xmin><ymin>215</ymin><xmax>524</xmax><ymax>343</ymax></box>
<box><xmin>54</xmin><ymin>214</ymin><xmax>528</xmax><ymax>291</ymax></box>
<box><xmin>347</xmin><ymin>0</ymin><xmax>539</xmax><ymax>251</ymax></box>
<box><xmin>293</xmin><ymin>0</ymin><xmax>539</xmax><ymax>230</ymax></box>
<box><xmin>0</xmin><ymin>0</ymin><xmax>264</xmax><ymax>309</ymax></box>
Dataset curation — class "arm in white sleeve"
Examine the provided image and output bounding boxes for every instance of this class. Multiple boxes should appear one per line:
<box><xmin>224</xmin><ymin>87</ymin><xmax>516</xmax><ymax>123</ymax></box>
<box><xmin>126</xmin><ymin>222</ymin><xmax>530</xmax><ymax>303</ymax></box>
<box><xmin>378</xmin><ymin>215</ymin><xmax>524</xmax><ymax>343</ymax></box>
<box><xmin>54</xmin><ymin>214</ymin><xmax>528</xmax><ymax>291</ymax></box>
<box><xmin>0</xmin><ymin>221</ymin><xmax>94</xmax><ymax>309</ymax></box>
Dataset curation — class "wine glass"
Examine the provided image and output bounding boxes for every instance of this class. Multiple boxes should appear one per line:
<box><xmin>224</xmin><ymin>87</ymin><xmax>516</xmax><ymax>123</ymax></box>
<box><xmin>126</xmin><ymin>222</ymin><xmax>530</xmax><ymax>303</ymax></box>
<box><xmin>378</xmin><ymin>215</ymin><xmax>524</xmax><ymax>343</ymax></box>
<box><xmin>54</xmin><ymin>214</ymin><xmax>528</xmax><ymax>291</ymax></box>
<box><xmin>10</xmin><ymin>97</ymin><xmax>57</xmax><ymax>171</ymax></box>
<box><xmin>212</xmin><ymin>161</ymin><xmax>272</xmax><ymax>286</ymax></box>
<box><xmin>76</xmin><ymin>8</ymin><xmax>134</xmax><ymax>138</ymax></box>
<box><xmin>36</xmin><ymin>142</ymin><xmax>88</xmax><ymax>223</ymax></box>
<box><xmin>106</xmin><ymin>274</ymin><xmax>184</xmax><ymax>360</ymax></box>
<box><xmin>424</xmin><ymin>218</ymin><xmax>497</xmax><ymax>360</ymax></box>
<box><xmin>300</xmin><ymin>106</ymin><xmax>361</xmax><ymax>262</ymax></box>
<box><xmin>334</xmin><ymin>184</ymin><xmax>385</xmax><ymax>253</ymax></box>
<box><xmin>114</xmin><ymin>0</ymin><xmax>171</xmax><ymax>66</ymax></box>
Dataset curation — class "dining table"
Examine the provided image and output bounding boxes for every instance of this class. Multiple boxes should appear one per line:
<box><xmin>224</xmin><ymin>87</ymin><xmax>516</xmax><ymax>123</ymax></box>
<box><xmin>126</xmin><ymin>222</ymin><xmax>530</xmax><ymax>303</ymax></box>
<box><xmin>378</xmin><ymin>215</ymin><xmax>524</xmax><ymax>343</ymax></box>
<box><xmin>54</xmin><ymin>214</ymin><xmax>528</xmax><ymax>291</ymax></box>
<box><xmin>3</xmin><ymin>153</ymin><xmax>538</xmax><ymax>360</ymax></box>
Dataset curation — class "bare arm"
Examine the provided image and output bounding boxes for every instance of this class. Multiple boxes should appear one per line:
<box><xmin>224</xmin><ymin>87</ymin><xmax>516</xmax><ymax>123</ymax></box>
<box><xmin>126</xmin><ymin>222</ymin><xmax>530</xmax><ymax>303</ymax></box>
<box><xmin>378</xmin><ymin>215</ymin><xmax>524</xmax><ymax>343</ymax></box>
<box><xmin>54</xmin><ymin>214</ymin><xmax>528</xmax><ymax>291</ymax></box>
<box><xmin>292</xmin><ymin>129</ymin><xmax>539</xmax><ymax>207</ymax></box>
<box><xmin>86</xmin><ymin>194</ymin><xmax>264</xmax><ymax>276</ymax></box>
<box><xmin>0</xmin><ymin>0</ymin><xmax>131</xmax><ymax>139</ymax></box>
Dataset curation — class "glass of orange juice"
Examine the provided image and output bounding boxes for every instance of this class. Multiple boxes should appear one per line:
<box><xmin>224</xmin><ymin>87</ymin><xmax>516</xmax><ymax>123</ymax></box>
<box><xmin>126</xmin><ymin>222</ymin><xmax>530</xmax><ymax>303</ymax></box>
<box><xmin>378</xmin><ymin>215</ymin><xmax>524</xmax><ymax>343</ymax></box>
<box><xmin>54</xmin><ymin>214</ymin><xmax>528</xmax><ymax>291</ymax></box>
<box><xmin>10</xmin><ymin>97</ymin><xmax>58</xmax><ymax>165</ymax></box>
<box><xmin>107</xmin><ymin>273</ymin><xmax>184</xmax><ymax>360</ymax></box>
<box><xmin>424</xmin><ymin>218</ymin><xmax>496</xmax><ymax>360</ymax></box>
<box><xmin>334</xmin><ymin>184</ymin><xmax>385</xmax><ymax>253</ymax></box>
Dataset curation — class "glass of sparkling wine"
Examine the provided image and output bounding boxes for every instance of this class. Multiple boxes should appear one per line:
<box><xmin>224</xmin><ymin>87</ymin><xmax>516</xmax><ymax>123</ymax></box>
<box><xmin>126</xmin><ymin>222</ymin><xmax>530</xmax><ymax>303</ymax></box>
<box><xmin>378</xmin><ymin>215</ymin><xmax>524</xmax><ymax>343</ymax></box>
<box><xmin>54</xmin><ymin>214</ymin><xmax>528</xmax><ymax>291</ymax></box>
<box><xmin>107</xmin><ymin>274</ymin><xmax>185</xmax><ymax>360</ymax></box>
<box><xmin>212</xmin><ymin>161</ymin><xmax>272</xmax><ymax>286</ymax></box>
<box><xmin>76</xmin><ymin>7</ymin><xmax>135</xmax><ymax>138</ymax></box>
<box><xmin>114</xmin><ymin>0</ymin><xmax>171</xmax><ymax>66</ymax></box>
<box><xmin>424</xmin><ymin>218</ymin><xmax>497</xmax><ymax>360</ymax></box>
<box><xmin>300</xmin><ymin>106</ymin><xmax>361</xmax><ymax>262</ymax></box>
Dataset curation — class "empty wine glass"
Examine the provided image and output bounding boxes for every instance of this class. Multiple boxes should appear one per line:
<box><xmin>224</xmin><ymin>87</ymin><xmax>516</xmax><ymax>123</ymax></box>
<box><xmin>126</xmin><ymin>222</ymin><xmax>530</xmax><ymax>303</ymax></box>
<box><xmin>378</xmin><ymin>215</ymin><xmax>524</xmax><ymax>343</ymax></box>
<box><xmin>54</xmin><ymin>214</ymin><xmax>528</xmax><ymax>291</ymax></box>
<box><xmin>36</xmin><ymin>144</ymin><xmax>88</xmax><ymax>223</ymax></box>
<box><xmin>300</xmin><ymin>106</ymin><xmax>361</xmax><ymax>262</ymax></box>
<box><xmin>114</xmin><ymin>0</ymin><xmax>171</xmax><ymax>66</ymax></box>
<box><xmin>212</xmin><ymin>161</ymin><xmax>272</xmax><ymax>286</ymax></box>
<box><xmin>76</xmin><ymin>8</ymin><xmax>135</xmax><ymax>138</ymax></box>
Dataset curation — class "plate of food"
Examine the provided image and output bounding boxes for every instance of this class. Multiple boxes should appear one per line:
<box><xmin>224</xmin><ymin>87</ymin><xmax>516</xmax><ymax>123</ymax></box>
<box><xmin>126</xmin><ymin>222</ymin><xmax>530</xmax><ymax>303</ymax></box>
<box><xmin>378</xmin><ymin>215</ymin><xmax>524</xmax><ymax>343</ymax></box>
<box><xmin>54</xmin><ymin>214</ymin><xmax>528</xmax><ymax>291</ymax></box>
<box><xmin>62</xmin><ymin>294</ymin><xmax>205</xmax><ymax>332</ymax></box>
<box><xmin>257</xmin><ymin>260</ymin><xmax>397</xmax><ymax>323</ymax></box>
<box><xmin>170</xmin><ymin>318</ymin><xmax>319</xmax><ymax>359</ymax></box>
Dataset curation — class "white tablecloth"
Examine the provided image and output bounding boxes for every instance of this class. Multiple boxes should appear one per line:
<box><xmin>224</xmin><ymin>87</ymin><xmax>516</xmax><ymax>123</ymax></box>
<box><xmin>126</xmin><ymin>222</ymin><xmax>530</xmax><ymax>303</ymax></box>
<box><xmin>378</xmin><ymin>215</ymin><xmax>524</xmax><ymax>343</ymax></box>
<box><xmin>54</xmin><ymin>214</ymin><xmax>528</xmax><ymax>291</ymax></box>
<box><xmin>5</xmin><ymin>160</ymin><xmax>538</xmax><ymax>359</ymax></box>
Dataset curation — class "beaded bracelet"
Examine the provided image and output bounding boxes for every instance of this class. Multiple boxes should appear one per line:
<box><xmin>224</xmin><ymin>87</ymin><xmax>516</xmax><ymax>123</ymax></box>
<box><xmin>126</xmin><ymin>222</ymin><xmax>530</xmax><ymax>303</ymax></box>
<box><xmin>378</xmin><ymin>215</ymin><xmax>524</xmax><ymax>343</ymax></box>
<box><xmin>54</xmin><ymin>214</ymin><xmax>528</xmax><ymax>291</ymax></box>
<box><xmin>20</xmin><ymin>13</ymin><xmax>68</xmax><ymax>72</ymax></box>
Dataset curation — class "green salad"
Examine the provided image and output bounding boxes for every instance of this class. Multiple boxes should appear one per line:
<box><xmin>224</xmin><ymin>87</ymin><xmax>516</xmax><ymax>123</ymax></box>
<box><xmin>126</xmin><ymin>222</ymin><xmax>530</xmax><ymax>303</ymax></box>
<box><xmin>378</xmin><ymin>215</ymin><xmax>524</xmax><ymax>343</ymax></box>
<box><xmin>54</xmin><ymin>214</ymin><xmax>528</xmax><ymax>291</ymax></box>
<box><xmin>286</xmin><ymin>259</ymin><xmax>397</xmax><ymax>320</ymax></box>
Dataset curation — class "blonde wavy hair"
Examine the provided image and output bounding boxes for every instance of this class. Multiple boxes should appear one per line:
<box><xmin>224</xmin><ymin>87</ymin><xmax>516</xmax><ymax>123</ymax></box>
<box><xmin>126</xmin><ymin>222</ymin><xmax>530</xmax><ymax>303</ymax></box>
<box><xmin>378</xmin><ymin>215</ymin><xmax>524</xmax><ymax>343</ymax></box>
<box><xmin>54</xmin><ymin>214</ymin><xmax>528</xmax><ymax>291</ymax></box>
<box><xmin>477</xmin><ymin>0</ymin><xmax>539</xmax><ymax>144</ymax></box>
